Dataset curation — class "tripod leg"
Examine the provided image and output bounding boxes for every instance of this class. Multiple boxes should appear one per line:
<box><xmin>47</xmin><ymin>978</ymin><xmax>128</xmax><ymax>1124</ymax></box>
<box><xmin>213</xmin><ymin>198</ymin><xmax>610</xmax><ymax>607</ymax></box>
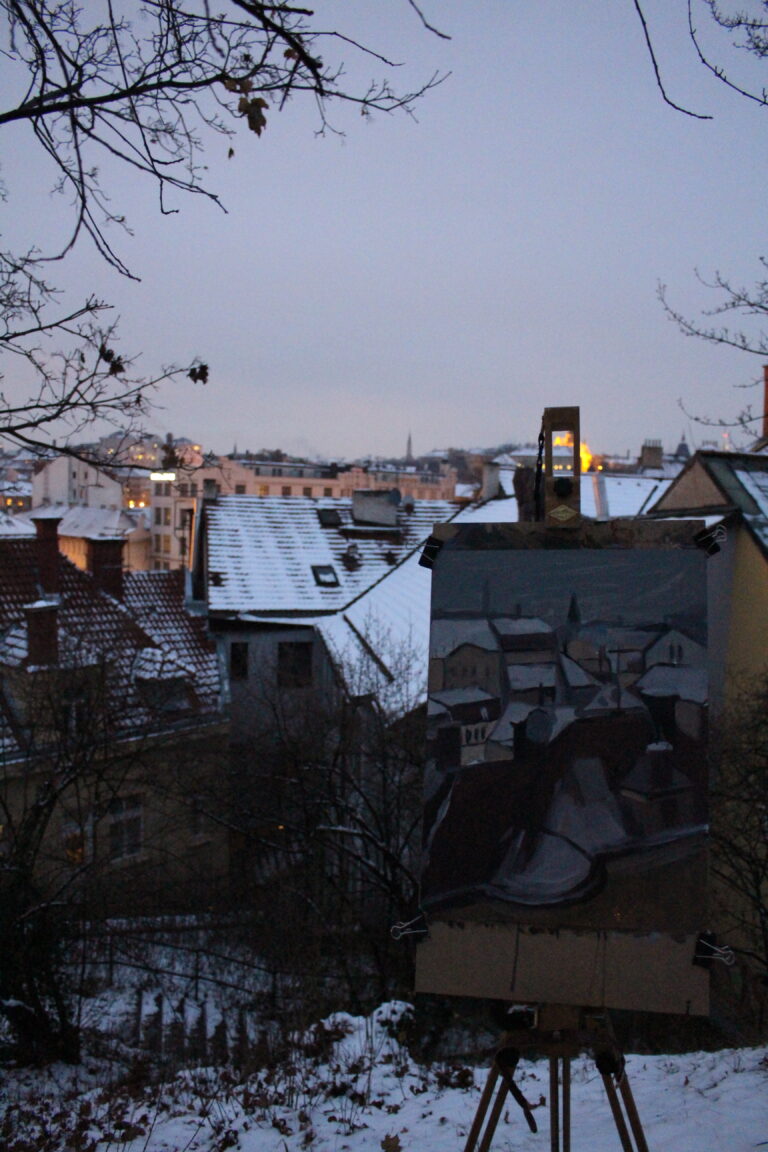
<box><xmin>562</xmin><ymin>1057</ymin><xmax>571</xmax><ymax>1152</ymax></box>
<box><xmin>478</xmin><ymin>1079</ymin><xmax>509</xmax><ymax>1152</ymax></box>
<box><xmin>464</xmin><ymin>1064</ymin><xmax>500</xmax><ymax>1152</ymax></box>
<box><xmin>617</xmin><ymin>1075</ymin><xmax>650</xmax><ymax>1152</ymax></box>
<box><xmin>601</xmin><ymin>1074</ymin><xmax>634</xmax><ymax>1152</ymax></box>
<box><xmin>550</xmin><ymin>1057</ymin><xmax>560</xmax><ymax>1152</ymax></box>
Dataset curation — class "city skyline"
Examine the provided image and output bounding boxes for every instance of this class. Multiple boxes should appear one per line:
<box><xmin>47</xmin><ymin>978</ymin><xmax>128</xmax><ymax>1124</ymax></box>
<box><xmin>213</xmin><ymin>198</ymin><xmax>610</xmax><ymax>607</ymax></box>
<box><xmin>3</xmin><ymin>3</ymin><xmax>766</xmax><ymax>460</ymax></box>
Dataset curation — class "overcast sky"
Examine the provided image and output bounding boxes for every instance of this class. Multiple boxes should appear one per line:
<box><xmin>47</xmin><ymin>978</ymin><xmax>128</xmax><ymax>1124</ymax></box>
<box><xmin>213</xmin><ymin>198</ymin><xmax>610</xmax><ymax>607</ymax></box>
<box><xmin>3</xmin><ymin>1</ymin><xmax>768</xmax><ymax>461</ymax></box>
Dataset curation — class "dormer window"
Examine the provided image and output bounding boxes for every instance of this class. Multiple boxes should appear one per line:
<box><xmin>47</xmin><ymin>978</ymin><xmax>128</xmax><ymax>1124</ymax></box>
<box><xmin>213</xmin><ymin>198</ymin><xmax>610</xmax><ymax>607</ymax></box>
<box><xmin>311</xmin><ymin>564</ymin><xmax>339</xmax><ymax>587</ymax></box>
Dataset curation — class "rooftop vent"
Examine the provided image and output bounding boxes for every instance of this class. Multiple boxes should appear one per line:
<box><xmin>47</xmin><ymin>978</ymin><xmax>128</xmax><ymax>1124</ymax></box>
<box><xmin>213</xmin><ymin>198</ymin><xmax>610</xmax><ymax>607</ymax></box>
<box><xmin>341</xmin><ymin>543</ymin><xmax>361</xmax><ymax>571</ymax></box>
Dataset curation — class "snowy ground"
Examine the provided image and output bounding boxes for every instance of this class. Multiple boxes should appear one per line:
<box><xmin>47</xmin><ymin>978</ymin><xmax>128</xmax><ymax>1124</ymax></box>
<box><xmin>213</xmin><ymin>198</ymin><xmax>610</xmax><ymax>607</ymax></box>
<box><xmin>2</xmin><ymin>1003</ymin><xmax>766</xmax><ymax>1152</ymax></box>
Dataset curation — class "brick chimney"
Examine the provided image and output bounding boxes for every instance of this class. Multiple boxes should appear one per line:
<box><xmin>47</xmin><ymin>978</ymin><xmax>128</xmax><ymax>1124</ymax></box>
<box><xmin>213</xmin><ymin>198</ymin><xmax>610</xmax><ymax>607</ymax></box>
<box><xmin>87</xmin><ymin>537</ymin><xmax>125</xmax><ymax>600</ymax></box>
<box><xmin>29</xmin><ymin>512</ymin><xmax>63</xmax><ymax>595</ymax></box>
<box><xmin>24</xmin><ymin>600</ymin><xmax>58</xmax><ymax>666</ymax></box>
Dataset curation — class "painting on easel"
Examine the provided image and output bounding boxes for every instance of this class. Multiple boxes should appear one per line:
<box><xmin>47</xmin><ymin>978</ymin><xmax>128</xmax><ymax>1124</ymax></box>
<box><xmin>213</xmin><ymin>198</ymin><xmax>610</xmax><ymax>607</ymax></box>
<box><xmin>416</xmin><ymin>520</ymin><xmax>711</xmax><ymax>1015</ymax></box>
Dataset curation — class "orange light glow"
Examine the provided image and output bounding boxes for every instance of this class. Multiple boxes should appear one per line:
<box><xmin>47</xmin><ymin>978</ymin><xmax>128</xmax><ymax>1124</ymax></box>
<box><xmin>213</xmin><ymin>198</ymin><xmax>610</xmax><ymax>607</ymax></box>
<box><xmin>553</xmin><ymin>433</ymin><xmax>592</xmax><ymax>473</ymax></box>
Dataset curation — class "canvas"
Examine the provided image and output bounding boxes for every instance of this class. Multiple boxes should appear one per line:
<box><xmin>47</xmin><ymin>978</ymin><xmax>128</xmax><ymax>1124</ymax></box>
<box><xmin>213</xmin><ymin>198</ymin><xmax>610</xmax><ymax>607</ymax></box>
<box><xmin>416</xmin><ymin>521</ymin><xmax>710</xmax><ymax>1013</ymax></box>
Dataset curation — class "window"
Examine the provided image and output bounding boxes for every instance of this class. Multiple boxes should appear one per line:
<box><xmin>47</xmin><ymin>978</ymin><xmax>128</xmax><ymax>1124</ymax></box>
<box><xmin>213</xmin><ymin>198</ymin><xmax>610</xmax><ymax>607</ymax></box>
<box><xmin>162</xmin><ymin>534</ymin><xmax>171</xmax><ymax>554</ymax></box>
<box><xmin>259</xmin><ymin>484</ymin><xmax>269</xmax><ymax>496</ymax></box>
<box><xmin>277</xmin><ymin>641</ymin><xmax>313</xmax><ymax>687</ymax></box>
<box><xmin>311</xmin><ymin>564</ymin><xmax>339</xmax><ymax>587</ymax></box>
<box><xmin>153</xmin><ymin>533</ymin><xmax>163</xmax><ymax>553</ymax></box>
<box><xmin>163</xmin><ymin>506</ymin><xmax>171</xmax><ymax>526</ymax></box>
<box><xmin>154</xmin><ymin>507</ymin><xmax>162</xmax><ymax>526</ymax></box>
<box><xmin>178</xmin><ymin>483</ymin><xmax>189</xmax><ymax>497</ymax></box>
<box><xmin>323</xmin><ymin>487</ymin><xmax>333</xmax><ymax>498</ymax></box>
<box><xmin>303</xmin><ymin>486</ymin><xmax>312</xmax><ymax>497</ymax></box>
<box><xmin>272</xmin><ymin>467</ymin><xmax>283</xmax><ymax>476</ymax></box>
<box><xmin>108</xmin><ymin>796</ymin><xmax>142</xmax><ymax>860</ymax></box>
<box><xmin>230</xmin><ymin>640</ymin><xmax>249</xmax><ymax>680</ymax></box>
<box><xmin>235</xmin><ymin>484</ymin><xmax>246</xmax><ymax>495</ymax></box>
<box><xmin>154</xmin><ymin>482</ymin><xmax>163</xmax><ymax>497</ymax></box>
<box><xmin>281</xmin><ymin>486</ymin><xmax>291</xmax><ymax>497</ymax></box>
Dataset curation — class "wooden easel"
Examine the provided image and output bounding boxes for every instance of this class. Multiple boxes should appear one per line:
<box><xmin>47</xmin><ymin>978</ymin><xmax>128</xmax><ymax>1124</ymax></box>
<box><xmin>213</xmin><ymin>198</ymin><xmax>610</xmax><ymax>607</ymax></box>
<box><xmin>464</xmin><ymin>1007</ymin><xmax>649</xmax><ymax>1152</ymax></box>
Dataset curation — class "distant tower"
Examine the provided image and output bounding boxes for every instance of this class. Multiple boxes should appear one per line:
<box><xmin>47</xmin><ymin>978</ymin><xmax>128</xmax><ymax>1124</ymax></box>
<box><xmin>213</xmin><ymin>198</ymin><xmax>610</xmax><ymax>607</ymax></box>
<box><xmin>406</xmin><ymin>432</ymin><xmax>414</xmax><ymax>463</ymax></box>
<box><xmin>674</xmin><ymin>433</ymin><xmax>690</xmax><ymax>462</ymax></box>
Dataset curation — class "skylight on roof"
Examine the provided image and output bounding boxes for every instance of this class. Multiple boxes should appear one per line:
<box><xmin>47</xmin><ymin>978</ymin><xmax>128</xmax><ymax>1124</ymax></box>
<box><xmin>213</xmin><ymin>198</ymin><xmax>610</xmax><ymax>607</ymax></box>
<box><xmin>311</xmin><ymin>564</ymin><xmax>339</xmax><ymax>587</ymax></box>
<box><xmin>317</xmin><ymin>508</ymin><xmax>342</xmax><ymax>528</ymax></box>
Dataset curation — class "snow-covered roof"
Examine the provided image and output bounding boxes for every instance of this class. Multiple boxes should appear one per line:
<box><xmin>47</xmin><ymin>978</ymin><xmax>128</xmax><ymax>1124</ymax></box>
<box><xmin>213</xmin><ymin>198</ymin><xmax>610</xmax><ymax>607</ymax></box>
<box><xmin>636</xmin><ymin>665</ymin><xmax>708</xmax><ymax>704</ymax></box>
<box><xmin>507</xmin><ymin>662</ymin><xmax>557</xmax><ymax>691</ymax></box>
<box><xmin>429</xmin><ymin>687</ymin><xmax>497</xmax><ymax>708</ymax></box>
<box><xmin>55</xmin><ymin>504</ymin><xmax>146</xmax><ymax>539</ymax></box>
<box><xmin>493</xmin><ymin>616</ymin><xmax>551</xmax><ymax>636</ymax></box>
<box><xmin>429</xmin><ymin>618</ymin><xmax>499</xmax><ymax>657</ymax></box>
<box><xmin>581</xmin><ymin>474</ymin><xmax>672</xmax><ymax>519</ymax></box>
<box><xmin>0</xmin><ymin>511</ymin><xmax>34</xmax><ymax>537</ymax></box>
<box><xmin>203</xmin><ymin>494</ymin><xmax>458</xmax><ymax>616</ymax></box>
<box><xmin>734</xmin><ymin>467</ymin><xmax>768</xmax><ymax>553</ymax></box>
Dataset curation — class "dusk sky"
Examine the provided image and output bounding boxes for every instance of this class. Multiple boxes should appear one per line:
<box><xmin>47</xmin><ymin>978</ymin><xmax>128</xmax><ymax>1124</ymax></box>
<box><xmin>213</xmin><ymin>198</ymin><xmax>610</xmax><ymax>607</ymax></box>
<box><xmin>3</xmin><ymin>2</ymin><xmax>768</xmax><ymax>461</ymax></box>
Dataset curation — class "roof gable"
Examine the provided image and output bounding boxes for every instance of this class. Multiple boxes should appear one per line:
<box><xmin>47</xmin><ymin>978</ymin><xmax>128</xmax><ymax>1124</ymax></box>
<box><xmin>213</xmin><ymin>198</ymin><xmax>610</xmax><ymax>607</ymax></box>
<box><xmin>652</xmin><ymin>458</ymin><xmax>729</xmax><ymax>512</ymax></box>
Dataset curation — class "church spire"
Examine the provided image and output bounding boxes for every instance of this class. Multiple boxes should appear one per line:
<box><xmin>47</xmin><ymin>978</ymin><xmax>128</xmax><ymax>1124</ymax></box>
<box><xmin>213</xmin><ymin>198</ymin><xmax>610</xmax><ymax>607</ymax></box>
<box><xmin>406</xmin><ymin>432</ymin><xmax>414</xmax><ymax>463</ymax></box>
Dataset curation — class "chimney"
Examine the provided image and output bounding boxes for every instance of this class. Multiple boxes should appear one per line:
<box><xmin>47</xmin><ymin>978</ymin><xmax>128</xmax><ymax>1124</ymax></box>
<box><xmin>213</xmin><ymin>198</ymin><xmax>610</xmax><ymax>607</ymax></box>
<box><xmin>639</xmin><ymin>440</ymin><xmax>663</xmax><ymax>471</ymax></box>
<box><xmin>351</xmin><ymin>489</ymin><xmax>400</xmax><ymax>526</ymax></box>
<box><xmin>763</xmin><ymin>365</ymin><xmax>768</xmax><ymax>440</ymax></box>
<box><xmin>30</xmin><ymin>512</ymin><xmax>63</xmax><ymax>595</ymax></box>
<box><xmin>87</xmin><ymin>537</ymin><xmax>125</xmax><ymax>600</ymax></box>
<box><xmin>24</xmin><ymin>600</ymin><xmax>58</xmax><ymax>666</ymax></box>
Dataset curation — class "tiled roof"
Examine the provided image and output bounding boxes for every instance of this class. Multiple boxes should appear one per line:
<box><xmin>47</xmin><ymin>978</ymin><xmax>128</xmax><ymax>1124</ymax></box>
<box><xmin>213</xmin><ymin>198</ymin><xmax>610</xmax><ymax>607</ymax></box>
<box><xmin>124</xmin><ymin>570</ymin><xmax>220</xmax><ymax>700</ymax></box>
<box><xmin>0</xmin><ymin>541</ymin><xmax>221</xmax><ymax>759</ymax></box>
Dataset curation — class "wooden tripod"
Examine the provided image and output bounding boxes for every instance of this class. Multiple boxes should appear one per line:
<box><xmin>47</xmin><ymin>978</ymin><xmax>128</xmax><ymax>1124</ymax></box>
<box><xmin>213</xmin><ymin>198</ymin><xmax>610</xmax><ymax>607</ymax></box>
<box><xmin>464</xmin><ymin>1008</ymin><xmax>649</xmax><ymax>1152</ymax></box>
